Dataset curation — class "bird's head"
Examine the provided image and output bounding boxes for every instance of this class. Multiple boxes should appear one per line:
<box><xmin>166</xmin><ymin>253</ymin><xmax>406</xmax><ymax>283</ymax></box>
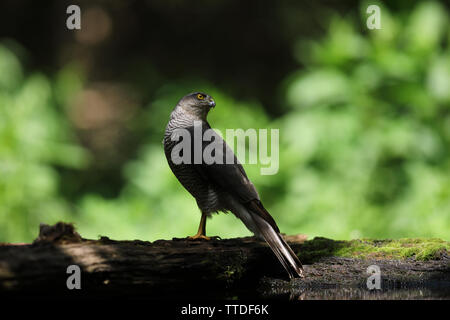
<box><xmin>176</xmin><ymin>92</ymin><xmax>216</xmax><ymax>120</ymax></box>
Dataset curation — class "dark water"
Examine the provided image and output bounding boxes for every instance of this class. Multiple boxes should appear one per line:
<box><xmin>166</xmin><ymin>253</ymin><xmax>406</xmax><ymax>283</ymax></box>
<box><xmin>279</xmin><ymin>288</ymin><xmax>450</xmax><ymax>300</ymax></box>
<box><xmin>253</xmin><ymin>272</ymin><xmax>450</xmax><ymax>300</ymax></box>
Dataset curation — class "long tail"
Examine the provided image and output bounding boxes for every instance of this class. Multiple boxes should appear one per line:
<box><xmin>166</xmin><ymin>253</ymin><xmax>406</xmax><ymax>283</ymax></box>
<box><xmin>247</xmin><ymin>201</ymin><xmax>304</xmax><ymax>279</ymax></box>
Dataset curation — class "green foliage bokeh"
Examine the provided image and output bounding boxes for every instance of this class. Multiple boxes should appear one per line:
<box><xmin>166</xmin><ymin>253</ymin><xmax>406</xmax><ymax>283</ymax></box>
<box><xmin>0</xmin><ymin>2</ymin><xmax>449</xmax><ymax>242</ymax></box>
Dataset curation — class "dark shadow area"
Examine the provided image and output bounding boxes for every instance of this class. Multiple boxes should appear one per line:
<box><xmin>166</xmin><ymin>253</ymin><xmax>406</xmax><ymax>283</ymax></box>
<box><xmin>1</xmin><ymin>223</ymin><xmax>449</xmax><ymax>300</ymax></box>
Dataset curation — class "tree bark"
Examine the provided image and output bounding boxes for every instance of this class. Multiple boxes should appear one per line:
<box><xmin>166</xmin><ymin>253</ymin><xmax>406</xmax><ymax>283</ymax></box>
<box><xmin>0</xmin><ymin>223</ymin><xmax>448</xmax><ymax>299</ymax></box>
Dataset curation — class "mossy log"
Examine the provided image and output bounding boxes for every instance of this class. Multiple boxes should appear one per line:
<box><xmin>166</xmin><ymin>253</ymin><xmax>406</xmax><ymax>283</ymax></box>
<box><xmin>0</xmin><ymin>223</ymin><xmax>448</xmax><ymax>299</ymax></box>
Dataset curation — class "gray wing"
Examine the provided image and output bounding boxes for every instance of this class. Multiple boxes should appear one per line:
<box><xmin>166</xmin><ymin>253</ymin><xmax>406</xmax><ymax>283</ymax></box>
<box><xmin>184</xmin><ymin>122</ymin><xmax>258</xmax><ymax>202</ymax></box>
<box><xmin>185</xmin><ymin>122</ymin><xmax>279</xmax><ymax>231</ymax></box>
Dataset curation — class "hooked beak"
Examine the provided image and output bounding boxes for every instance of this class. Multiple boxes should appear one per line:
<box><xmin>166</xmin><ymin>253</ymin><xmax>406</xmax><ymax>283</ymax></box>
<box><xmin>208</xmin><ymin>99</ymin><xmax>216</xmax><ymax>108</ymax></box>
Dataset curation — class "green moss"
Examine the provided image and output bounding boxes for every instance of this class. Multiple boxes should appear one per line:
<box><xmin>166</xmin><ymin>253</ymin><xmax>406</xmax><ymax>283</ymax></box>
<box><xmin>297</xmin><ymin>237</ymin><xmax>449</xmax><ymax>263</ymax></box>
<box><xmin>218</xmin><ymin>264</ymin><xmax>245</xmax><ymax>283</ymax></box>
<box><xmin>216</xmin><ymin>251</ymin><xmax>248</xmax><ymax>282</ymax></box>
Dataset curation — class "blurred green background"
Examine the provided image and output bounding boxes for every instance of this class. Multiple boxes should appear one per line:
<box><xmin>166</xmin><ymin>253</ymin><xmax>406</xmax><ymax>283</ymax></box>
<box><xmin>0</xmin><ymin>1</ymin><xmax>449</xmax><ymax>243</ymax></box>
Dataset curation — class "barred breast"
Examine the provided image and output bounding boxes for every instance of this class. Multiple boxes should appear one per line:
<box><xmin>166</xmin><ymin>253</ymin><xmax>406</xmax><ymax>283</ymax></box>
<box><xmin>163</xmin><ymin>110</ymin><xmax>225</xmax><ymax>215</ymax></box>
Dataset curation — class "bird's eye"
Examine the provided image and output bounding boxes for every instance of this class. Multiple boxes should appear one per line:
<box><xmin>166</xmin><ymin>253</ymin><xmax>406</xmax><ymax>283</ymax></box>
<box><xmin>197</xmin><ymin>94</ymin><xmax>205</xmax><ymax>100</ymax></box>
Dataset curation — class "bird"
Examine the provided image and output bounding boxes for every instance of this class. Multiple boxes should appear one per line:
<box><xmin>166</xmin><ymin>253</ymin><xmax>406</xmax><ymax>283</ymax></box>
<box><xmin>163</xmin><ymin>92</ymin><xmax>304</xmax><ymax>279</ymax></box>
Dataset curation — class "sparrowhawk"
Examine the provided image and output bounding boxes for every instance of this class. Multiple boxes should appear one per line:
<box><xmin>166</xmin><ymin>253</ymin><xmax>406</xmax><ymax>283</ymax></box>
<box><xmin>163</xmin><ymin>92</ymin><xmax>303</xmax><ymax>279</ymax></box>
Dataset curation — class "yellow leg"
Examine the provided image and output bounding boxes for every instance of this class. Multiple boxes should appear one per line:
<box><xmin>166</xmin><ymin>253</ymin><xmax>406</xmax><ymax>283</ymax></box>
<box><xmin>188</xmin><ymin>213</ymin><xmax>210</xmax><ymax>240</ymax></box>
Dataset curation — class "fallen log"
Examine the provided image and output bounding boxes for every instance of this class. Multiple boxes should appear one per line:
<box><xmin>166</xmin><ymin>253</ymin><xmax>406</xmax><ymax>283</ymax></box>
<box><xmin>0</xmin><ymin>222</ymin><xmax>448</xmax><ymax>299</ymax></box>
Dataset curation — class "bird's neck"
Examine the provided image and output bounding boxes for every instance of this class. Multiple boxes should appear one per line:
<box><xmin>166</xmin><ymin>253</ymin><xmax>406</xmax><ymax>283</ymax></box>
<box><xmin>176</xmin><ymin>105</ymin><xmax>209</xmax><ymax>122</ymax></box>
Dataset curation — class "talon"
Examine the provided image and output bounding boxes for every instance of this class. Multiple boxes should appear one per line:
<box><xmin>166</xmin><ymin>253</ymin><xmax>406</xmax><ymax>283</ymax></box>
<box><xmin>187</xmin><ymin>234</ymin><xmax>211</xmax><ymax>241</ymax></box>
<box><xmin>187</xmin><ymin>213</ymin><xmax>212</xmax><ymax>241</ymax></box>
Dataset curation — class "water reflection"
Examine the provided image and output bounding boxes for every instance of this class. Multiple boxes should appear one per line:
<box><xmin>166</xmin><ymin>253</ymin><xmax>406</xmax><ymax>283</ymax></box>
<box><xmin>287</xmin><ymin>288</ymin><xmax>450</xmax><ymax>300</ymax></box>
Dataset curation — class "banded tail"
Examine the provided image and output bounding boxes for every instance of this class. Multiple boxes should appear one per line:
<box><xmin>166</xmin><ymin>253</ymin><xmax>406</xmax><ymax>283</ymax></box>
<box><xmin>246</xmin><ymin>200</ymin><xmax>304</xmax><ymax>279</ymax></box>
